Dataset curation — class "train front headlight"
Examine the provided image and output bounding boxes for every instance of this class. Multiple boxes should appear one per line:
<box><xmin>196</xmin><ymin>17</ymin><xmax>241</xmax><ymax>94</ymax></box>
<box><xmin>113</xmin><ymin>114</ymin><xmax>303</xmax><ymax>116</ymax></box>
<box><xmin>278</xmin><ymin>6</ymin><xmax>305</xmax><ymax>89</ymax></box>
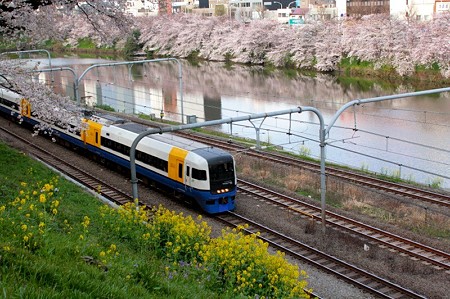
<box><xmin>216</xmin><ymin>188</ymin><xmax>229</xmax><ymax>194</ymax></box>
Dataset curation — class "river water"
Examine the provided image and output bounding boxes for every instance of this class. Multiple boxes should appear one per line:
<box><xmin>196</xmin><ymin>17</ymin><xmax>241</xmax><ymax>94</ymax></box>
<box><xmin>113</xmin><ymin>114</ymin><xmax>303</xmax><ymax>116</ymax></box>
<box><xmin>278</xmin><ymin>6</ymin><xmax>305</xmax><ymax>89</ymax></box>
<box><xmin>32</xmin><ymin>56</ymin><xmax>450</xmax><ymax>189</ymax></box>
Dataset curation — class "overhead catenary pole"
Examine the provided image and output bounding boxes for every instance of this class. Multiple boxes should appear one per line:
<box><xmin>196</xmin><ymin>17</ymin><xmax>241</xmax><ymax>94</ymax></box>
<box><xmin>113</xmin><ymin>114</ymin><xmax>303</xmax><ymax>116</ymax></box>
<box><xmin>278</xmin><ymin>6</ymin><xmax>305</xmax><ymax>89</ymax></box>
<box><xmin>28</xmin><ymin>67</ymin><xmax>78</xmax><ymax>101</ymax></box>
<box><xmin>76</xmin><ymin>58</ymin><xmax>185</xmax><ymax>123</ymax></box>
<box><xmin>1</xmin><ymin>49</ymin><xmax>54</xmax><ymax>82</ymax></box>
<box><xmin>129</xmin><ymin>106</ymin><xmax>328</xmax><ymax>229</ymax></box>
<box><xmin>325</xmin><ymin>87</ymin><xmax>450</xmax><ymax>138</ymax></box>
<box><xmin>0</xmin><ymin>49</ymin><xmax>52</xmax><ymax>70</ymax></box>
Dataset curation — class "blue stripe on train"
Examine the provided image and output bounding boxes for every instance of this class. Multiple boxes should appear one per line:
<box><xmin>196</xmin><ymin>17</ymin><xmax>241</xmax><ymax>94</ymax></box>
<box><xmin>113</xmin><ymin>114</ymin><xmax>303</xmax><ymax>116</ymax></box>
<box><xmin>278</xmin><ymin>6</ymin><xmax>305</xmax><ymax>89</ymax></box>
<box><xmin>55</xmin><ymin>130</ymin><xmax>237</xmax><ymax>214</ymax></box>
<box><xmin>2</xmin><ymin>106</ymin><xmax>236</xmax><ymax>214</ymax></box>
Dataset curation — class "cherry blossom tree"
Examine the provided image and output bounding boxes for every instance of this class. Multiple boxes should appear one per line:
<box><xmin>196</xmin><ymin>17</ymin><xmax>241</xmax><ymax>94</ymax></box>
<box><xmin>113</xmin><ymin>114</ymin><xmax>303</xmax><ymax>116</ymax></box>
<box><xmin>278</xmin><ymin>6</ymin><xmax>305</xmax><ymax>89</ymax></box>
<box><xmin>0</xmin><ymin>59</ymin><xmax>83</xmax><ymax>132</ymax></box>
<box><xmin>0</xmin><ymin>7</ymin><xmax>448</xmax><ymax>143</ymax></box>
<box><xmin>2</xmin><ymin>2</ymin><xmax>449</xmax><ymax>78</ymax></box>
<box><xmin>0</xmin><ymin>2</ymin><xmax>136</xmax><ymax>136</ymax></box>
<box><xmin>1</xmin><ymin>0</ymin><xmax>133</xmax><ymax>48</ymax></box>
<box><xmin>136</xmin><ymin>13</ymin><xmax>450</xmax><ymax>78</ymax></box>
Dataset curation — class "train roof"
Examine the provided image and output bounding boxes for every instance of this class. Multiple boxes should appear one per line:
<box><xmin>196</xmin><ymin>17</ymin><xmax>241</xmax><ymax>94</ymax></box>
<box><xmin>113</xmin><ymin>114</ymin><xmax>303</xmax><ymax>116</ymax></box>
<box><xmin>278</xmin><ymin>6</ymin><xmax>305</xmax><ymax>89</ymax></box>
<box><xmin>192</xmin><ymin>147</ymin><xmax>233</xmax><ymax>163</ymax></box>
<box><xmin>90</xmin><ymin>113</ymin><xmax>127</xmax><ymax>126</ymax></box>
<box><xmin>115</xmin><ymin>121</ymin><xmax>211</xmax><ymax>151</ymax></box>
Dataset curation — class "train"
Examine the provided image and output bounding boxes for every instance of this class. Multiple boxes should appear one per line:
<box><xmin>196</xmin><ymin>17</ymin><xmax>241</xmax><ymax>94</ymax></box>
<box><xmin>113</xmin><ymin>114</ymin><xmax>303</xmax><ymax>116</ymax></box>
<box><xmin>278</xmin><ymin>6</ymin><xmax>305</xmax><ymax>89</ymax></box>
<box><xmin>0</xmin><ymin>87</ymin><xmax>237</xmax><ymax>214</ymax></box>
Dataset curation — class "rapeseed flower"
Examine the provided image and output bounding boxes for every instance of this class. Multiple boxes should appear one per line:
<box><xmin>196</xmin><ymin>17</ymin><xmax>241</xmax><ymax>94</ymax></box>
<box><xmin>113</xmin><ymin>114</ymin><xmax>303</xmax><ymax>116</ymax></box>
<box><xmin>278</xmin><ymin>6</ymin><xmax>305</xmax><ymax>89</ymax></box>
<box><xmin>81</xmin><ymin>216</ymin><xmax>90</xmax><ymax>229</ymax></box>
<box><xmin>199</xmin><ymin>226</ymin><xmax>309</xmax><ymax>298</ymax></box>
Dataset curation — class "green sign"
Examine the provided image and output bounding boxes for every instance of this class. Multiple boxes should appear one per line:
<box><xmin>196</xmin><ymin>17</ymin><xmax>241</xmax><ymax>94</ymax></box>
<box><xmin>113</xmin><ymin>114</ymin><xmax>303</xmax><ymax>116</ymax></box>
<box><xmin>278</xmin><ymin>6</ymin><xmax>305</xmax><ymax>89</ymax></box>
<box><xmin>289</xmin><ymin>18</ymin><xmax>304</xmax><ymax>25</ymax></box>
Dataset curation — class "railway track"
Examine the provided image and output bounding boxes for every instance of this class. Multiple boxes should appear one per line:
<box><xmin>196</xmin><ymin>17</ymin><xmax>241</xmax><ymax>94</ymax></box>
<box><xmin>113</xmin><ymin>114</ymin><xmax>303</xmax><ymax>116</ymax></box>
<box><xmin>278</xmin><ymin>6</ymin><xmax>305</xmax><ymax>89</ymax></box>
<box><xmin>238</xmin><ymin>179</ymin><xmax>450</xmax><ymax>272</ymax></box>
<box><xmin>1</xmin><ymin>125</ymin><xmax>429</xmax><ymax>298</ymax></box>
<box><xmin>179</xmin><ymin>130</ymin><xmax>450</xmax><ymax>209</ymax></box>
<box><xmin>0</xmin><ymin>126</ymin><xmax>134</xmax><ymax>206</ymax></box>
<box><xmin>0</xmin><ymin>126</ymin><xmax>325</xmax><ymax>298</ymax></box>
<box><xmin>109</xmin><ymin>115</ymin><xmax>450</xmax><ymax>209</ymax></box>
<box><xmin>216</xmin><ymin>212</ymin><xmax>427</xmax><ymax>299</ymax></box>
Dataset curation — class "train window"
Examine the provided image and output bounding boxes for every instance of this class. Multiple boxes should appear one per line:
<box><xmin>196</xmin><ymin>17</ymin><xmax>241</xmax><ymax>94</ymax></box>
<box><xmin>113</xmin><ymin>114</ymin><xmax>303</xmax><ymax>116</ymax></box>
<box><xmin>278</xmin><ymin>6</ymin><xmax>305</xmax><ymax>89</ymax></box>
<box><xmin>135</xmin><ymin>150</ymin><xmax>168</xmax><ymax>172</ymax></box>
<box><xmin>192</xmin><ymin>168</ymin><xmax>207</xmax><ymax>180</ymax></box>
<box><xmin>178</xmin><ymin>163</ymin><xmax>183</xmax><ymax>178</ymax></box>
<box><xmin>186</xmin><ymin>166</ymin><xmax>190</xmax><ymax>177</ymax></box>
<box><xmin>95</xmin><ymin>132</ymin><xmax>98</xmax><ymax>144</ymax></box>
<box><xmin>99</xmin><ymin>137</ymin><xmax>116</xmax><ymax>150</ymax></box>
<box><xmin>209</xmin><ymin>162</ymin><xmax>234</xmax><ymax>181</ymax></box>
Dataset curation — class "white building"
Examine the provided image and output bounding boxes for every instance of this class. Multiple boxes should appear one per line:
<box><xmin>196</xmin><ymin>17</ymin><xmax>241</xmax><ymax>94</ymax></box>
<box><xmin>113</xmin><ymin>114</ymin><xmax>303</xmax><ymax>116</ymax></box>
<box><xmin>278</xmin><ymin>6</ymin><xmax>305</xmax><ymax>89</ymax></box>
<box><xmin>392</xmin><ymin>0</ymin><xmax>436</xmax><ymax>20</ymax></box>
<box><xmin>125</xmin><ymin>0</ymin><xmax>159</xmax><ymax>16</ymax></box>
<box><xmin>435</xmin><ymin>0</ymin><xmax>450</xmax><ymax>13</ymax></box>
<box><xmin>335</xmin><ymin>0</ymin><xmax>347</xmax><ymax>18</ymax></box>
<box><xmin>229</xmin><ymin>0</ymin><xmax>265</xmax><ymax>21</ymax></box>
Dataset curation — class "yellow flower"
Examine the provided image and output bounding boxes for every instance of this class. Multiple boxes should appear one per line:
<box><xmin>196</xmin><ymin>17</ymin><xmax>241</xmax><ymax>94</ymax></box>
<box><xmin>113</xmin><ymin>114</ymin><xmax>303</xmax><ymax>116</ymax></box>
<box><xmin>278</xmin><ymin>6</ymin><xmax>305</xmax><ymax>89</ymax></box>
<box><xmin>82</xmin><ymin>216</ymin><xmax>90</xmax><ymax>228</ymax></box>
<box><xmin>21</xmin><ymin>224</ymin><xmax>28</xmax><ymax>231</ymax></box>
<box><xmin>39</xmin><ymin>194</ymin><xmax>46</xmax><ymax>203</ymax></box>
<box><xmin>99</xmin><ymin>251</ymin><xmax>106</xmax><ymax>257</ymax></box>
<box><xmin>79</xmin><ymin>234</ymin><xmax>84</xmax><ymax>240</ymax></box>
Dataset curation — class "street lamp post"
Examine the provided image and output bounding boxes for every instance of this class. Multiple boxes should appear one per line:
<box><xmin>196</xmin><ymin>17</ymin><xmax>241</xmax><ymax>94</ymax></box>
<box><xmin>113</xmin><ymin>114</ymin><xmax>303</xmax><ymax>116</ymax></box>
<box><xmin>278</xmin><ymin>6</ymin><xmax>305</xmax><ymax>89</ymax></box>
<box><xmin>273</xmin><ymin>1</ymin><xmax>282</xmax><ymax>8</ymax></box>
<box><xmin>287</xmin><ymin>1</ymin><xmax>296</xmax><ymax>8</ymax></box>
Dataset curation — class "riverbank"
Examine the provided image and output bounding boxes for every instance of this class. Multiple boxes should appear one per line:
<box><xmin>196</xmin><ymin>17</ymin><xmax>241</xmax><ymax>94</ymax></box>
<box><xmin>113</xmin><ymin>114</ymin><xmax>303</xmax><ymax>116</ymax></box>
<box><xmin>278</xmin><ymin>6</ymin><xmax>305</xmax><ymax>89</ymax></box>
<box><xmin>63</xmin><ymin>47</ymin><xmax>450</xmax><ymax>89</ymax></box>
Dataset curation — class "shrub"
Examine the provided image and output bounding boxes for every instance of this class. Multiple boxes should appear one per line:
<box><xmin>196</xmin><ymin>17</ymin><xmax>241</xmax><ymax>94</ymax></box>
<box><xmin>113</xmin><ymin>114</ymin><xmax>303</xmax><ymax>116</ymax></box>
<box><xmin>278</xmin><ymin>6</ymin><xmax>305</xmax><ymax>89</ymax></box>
<box><xmin>123</xmin><ymin>29</ymin><xmax>142</xmax><ymax>59</ymax></box>
<box><xmin>198</xmin><ymin>226</ymin><xmax>310</xmax><ymax>298</ymax></box>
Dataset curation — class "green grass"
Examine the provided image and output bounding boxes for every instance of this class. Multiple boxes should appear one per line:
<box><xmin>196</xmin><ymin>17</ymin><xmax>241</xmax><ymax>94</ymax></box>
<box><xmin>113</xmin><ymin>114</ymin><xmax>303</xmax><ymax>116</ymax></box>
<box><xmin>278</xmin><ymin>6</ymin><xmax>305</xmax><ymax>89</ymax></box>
<box><xmin>0</xmin><ymin>143</ymin><xmax>228</xmax><ymax>298</ymax></box>
<box><xmin>77</xmin><ymin>38</ymin><xmax>97</xmax><ymax>49</ymax></box>
<box><xmin>94</xmin><ymin>104</ymin><xmax>115</xmax><ymax>112</ymax></box>
<box><xmin>0</xmin><ymin>142</ymin><xmax>310</xmax><ymax>298</ymax></box>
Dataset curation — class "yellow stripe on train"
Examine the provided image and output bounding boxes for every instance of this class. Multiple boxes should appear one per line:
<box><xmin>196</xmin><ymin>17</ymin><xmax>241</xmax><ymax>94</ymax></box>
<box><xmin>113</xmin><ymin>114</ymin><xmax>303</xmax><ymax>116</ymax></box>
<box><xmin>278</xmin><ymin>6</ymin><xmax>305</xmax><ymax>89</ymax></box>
<box><xmin>168</xmin><ymin>147</ymin><xmax>188</xmax><ymax>183</ymax></box>
<box><xmin>81</xmin><ymin>119</ymin><xmax>103</xmax><ymax>147</ymax></box>
<box><xmin>20</xmin><ymin>98</ymin><xmax>31</xmax><ymax>117</ymax></box>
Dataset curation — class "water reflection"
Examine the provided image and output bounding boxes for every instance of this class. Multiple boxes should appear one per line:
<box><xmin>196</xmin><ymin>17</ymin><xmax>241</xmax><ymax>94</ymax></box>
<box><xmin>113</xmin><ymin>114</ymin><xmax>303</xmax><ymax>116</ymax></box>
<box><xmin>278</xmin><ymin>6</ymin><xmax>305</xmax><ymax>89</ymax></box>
<box><xmin>34</xmin><ymin>57</ymin><xmax>450</xmax><ymax>188</ymax></box>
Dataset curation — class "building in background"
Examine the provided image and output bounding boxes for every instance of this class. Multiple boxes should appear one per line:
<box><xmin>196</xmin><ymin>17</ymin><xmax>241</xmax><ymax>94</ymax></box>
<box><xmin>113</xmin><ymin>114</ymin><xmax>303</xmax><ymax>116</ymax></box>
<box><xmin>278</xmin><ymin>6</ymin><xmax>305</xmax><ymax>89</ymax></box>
<box><xmin>123</xmin><ymin>0</ymin><xmax>449</xmax><ymax>21</ymax></box>
<box><xmin>336</xmin><ymin>0</ymin><xmax>449</xmax><ymax>20</ymax></box>
<box><xmin>344</xmin><ymin>0</ymin><xmax>389</xmax><ymax>17</ymax></box>
<box><xmin>125</xmin><ymin>0</ymin><xmax>159</xmax><ymax>16</ymax></box>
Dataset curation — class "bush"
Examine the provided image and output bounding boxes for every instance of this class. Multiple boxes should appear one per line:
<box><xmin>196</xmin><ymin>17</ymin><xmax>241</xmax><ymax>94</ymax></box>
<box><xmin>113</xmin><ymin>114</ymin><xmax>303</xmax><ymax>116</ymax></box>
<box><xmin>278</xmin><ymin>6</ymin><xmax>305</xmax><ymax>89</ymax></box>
<box><xmin>198</xmin><ymin>226</ymin><xmax>310</xmax><ymax>298</ymax></box>
<box><xmin>123</xmin><ymin>29</ymin><xmax>142</xmax><ymax>59</ymax></box>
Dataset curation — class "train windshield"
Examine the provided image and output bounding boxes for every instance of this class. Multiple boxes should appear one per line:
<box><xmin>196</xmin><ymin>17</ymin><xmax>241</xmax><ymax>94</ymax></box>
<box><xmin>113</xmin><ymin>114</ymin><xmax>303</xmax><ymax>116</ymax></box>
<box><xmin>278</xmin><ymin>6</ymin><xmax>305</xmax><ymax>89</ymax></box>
<box><xmin>209</xmin><ymin>161</ymin><xmax>235</xmax><ymax>182</ymax></box>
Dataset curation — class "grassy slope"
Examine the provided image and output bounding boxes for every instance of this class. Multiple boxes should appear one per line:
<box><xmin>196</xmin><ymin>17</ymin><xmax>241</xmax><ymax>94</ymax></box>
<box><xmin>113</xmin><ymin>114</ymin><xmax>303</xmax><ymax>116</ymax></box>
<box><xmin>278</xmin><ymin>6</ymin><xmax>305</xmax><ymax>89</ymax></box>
<box><xmin>0</xmin><ymin>142</ymin><xmax>225</xmax><ymax>299</ymax></box>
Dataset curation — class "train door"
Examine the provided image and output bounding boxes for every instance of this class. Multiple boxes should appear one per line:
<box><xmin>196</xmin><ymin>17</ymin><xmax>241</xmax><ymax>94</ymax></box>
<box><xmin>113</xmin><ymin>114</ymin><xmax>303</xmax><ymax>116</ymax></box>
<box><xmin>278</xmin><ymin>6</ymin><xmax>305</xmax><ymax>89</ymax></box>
<box><xmin>20</xmin><ymin>99</ymin><xmax>31</xmax><ymax>117</ymax></box>
<box><xmin>80</xmin><ymin>119</ymin><xmax>102</xmax><ymax>148</ymax></box>
<box><xmin>185</xmin><ymin>163</ymin><xmax>192</xmax><ymax>191</ymax></box>
<box><xmin>168</xmin><ymin>147</ymin><xmax>188</xmax><ymax>185</ymax></box>
<box><xmin>177</xmin><ymin>159</ymin><xmax>184</xmax><ymax>184</ymax></box>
